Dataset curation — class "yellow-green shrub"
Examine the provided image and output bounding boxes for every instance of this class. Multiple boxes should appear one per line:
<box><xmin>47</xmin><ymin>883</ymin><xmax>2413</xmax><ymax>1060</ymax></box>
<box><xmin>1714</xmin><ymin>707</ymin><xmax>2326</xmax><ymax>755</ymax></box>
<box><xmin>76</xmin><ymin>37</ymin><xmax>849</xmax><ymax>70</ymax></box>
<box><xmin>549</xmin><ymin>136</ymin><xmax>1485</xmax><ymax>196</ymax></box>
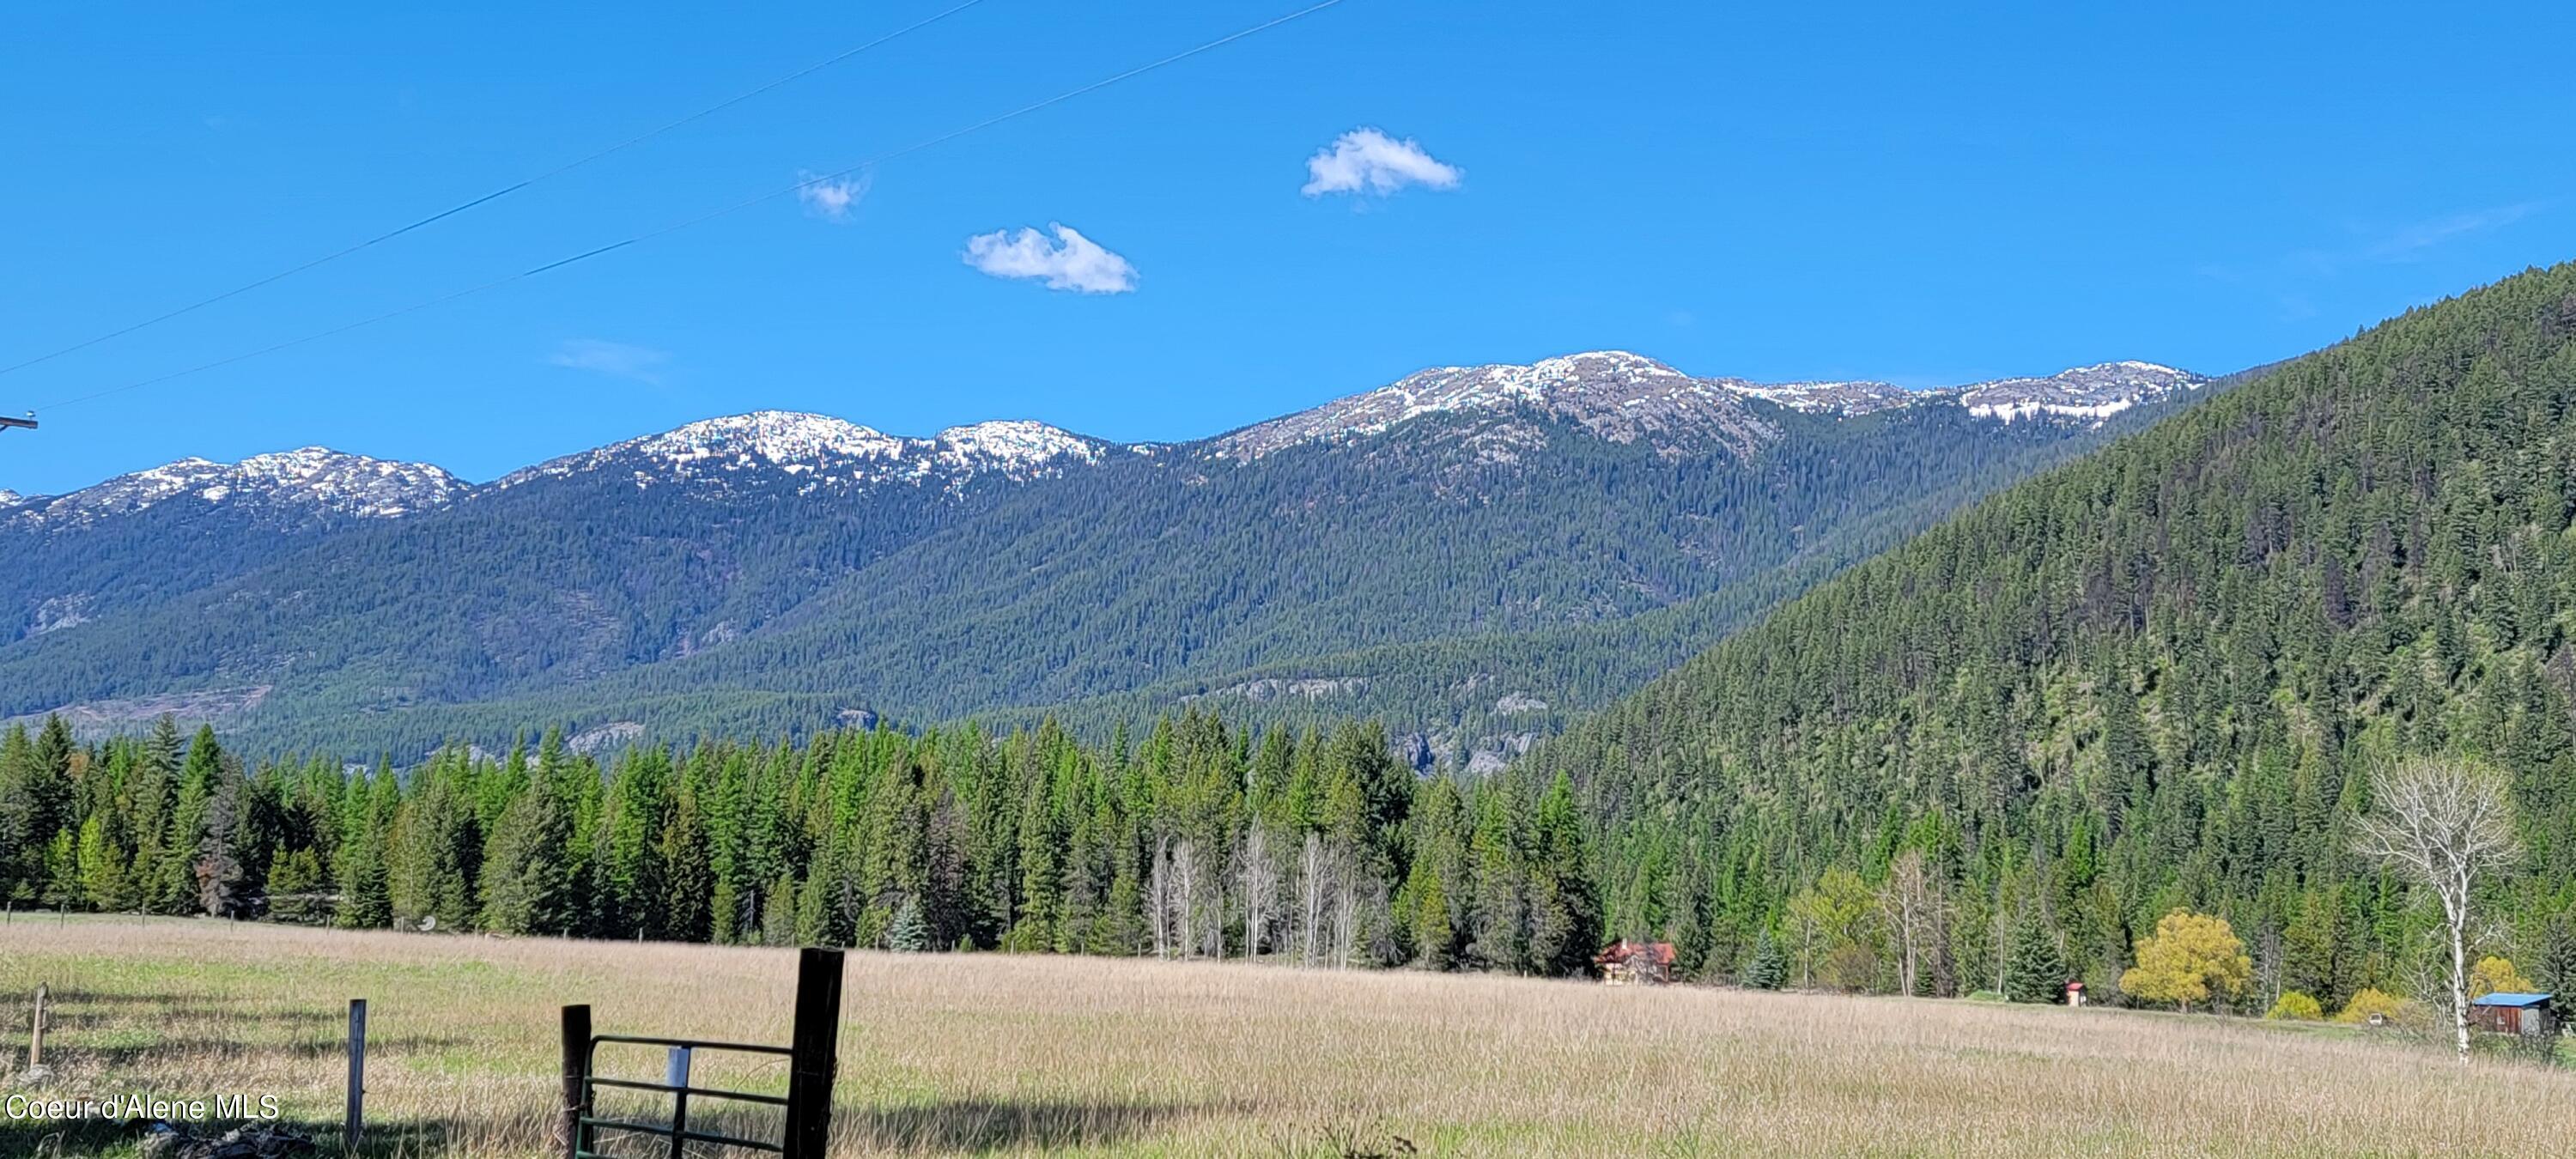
<box><xmin>2264</xmin><ymin>992</ymin><xmax>2324</xmax><ymax>1021</ymax></box>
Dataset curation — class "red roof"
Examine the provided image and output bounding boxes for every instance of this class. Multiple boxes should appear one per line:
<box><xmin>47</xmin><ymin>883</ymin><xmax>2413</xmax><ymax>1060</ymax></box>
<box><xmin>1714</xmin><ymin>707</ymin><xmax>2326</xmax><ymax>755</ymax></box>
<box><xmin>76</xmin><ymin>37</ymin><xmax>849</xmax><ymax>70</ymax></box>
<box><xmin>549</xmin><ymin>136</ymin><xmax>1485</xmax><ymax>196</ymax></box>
<box><xmin>1595</xmin><ymin>939</ymin><xmax>1677</xmax><ymax>965</ymax></box>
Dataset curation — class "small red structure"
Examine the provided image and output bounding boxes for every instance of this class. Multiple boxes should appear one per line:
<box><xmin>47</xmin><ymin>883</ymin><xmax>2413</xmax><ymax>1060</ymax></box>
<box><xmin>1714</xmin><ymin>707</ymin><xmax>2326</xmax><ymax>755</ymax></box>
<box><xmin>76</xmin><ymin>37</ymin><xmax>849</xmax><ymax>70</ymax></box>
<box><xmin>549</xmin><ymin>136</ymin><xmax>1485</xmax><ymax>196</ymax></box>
<box><xmin>1596</xmin><ymin>940</ymin><xmax>1677</xmax><ymax>986</ymax></box>
<box><xmin>2063</xmin><ymin>980</ymin><xmax>2087</xmax><ymax>1007</ymax></box>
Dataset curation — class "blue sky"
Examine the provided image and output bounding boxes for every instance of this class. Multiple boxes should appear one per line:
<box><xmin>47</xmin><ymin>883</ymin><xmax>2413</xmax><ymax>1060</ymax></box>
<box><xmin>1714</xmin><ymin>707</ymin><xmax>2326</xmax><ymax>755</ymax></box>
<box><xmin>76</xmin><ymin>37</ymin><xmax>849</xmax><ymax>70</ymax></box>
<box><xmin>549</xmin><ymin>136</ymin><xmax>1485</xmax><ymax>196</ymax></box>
<box><xmin>6</xmin><ymin>1</ymin><xmax>2573</xmax><ymax>495</ymax></box>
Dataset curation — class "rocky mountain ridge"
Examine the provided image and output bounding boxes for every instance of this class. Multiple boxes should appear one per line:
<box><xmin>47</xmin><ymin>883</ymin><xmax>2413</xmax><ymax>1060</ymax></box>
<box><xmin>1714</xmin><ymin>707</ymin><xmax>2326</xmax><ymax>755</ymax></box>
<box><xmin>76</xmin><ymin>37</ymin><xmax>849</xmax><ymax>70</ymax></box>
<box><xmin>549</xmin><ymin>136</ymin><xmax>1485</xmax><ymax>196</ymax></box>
<box><xmin>6</xmin><ymin>355</ymin><xmax>2202</xmax><ymax>516</ymax></box>
<box><xmin>494</xmin><ymin>411</ymin><xmax>1126</xmax><ymax>493</ymax></box>
<box><xmin>0</xmin><ymin>345</ymin><xmax>2227</xmax><ymax>760</ymax></box>
<box><xmin>1</xmin><ymin>446</ymin><xmax>468</xmax><ymax>528</ymax></box>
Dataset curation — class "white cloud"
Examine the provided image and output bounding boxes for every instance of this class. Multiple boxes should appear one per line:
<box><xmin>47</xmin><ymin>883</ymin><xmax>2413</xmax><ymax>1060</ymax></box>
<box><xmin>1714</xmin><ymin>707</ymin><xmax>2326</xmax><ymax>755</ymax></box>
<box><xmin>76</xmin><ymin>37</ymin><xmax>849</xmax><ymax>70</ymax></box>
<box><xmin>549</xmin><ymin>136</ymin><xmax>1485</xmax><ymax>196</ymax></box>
<box><xmin>1302</xmin><ymin>128</ymin><xmax>1461</xmax><ymax>197</ymax></box>
<box><xmin>797</xmin><ymin>171</ymin><xmax>871</xmax><ymax>222</ymax></box>
<box><xmin>2358</xmin><ymin>202</ymin><xmax>2539</xmax><ymax>262</ymax></box>
<box><xmin>962</xmin><ymin>224</ymin><xmax>1137</xmax><ymax>294</ymax></box>
<box><xmin>549</xmin><ymin>339</ymin><xmax>671</xmax><ymax>384</ymax></box>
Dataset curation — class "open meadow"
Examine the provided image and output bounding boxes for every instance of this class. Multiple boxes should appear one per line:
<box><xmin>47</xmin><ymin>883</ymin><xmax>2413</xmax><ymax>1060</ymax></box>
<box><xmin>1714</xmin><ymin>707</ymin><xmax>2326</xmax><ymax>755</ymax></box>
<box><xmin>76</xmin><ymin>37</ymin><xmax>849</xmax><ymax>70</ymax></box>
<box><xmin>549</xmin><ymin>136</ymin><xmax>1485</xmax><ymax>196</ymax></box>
<box><xmin>3</xmin><ymin>917</ymin><xmax>2573</xmax><ymax>1156</ymax></box>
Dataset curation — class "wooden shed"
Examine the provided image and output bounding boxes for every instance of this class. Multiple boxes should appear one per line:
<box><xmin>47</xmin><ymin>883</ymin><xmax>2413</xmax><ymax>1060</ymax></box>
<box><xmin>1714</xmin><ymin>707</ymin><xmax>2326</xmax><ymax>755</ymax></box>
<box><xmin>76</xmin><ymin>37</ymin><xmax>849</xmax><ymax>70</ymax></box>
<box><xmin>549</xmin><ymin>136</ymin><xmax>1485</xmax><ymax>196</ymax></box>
<box><xmin>1596</xmin><ymin>940</ymin><xmax>1677</xmax><ymax>986</ymax></box>
<box><xmin>2467</xmin><ymin>992</ymin><xmax>2557</xmax><ymax>1037</ymax></box>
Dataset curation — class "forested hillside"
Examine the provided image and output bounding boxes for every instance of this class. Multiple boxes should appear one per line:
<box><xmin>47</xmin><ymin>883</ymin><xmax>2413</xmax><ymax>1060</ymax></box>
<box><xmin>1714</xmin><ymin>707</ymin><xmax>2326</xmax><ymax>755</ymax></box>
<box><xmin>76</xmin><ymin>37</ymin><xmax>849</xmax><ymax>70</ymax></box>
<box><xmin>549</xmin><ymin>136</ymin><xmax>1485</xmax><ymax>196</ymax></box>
<box><xmin>1522</xmin><ymin>262</ymin><xmax>2576</xmax><ymax>1008</ymax></box>
<box><xmin>400</xmin><ymin>399</ymin><xmax>2175</xmax><ymax>760</ymax></box>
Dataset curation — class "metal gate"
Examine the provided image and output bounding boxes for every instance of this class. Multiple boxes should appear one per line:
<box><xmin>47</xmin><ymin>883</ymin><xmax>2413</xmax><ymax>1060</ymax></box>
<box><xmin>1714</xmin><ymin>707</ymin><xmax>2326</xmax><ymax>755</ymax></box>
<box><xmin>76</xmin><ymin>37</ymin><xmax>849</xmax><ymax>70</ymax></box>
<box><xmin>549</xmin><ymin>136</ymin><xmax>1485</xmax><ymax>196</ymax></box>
<box><xmin>560</xmin><ymin>948</ymin><xmax>844</xmax><ymax>1159</ymax></box>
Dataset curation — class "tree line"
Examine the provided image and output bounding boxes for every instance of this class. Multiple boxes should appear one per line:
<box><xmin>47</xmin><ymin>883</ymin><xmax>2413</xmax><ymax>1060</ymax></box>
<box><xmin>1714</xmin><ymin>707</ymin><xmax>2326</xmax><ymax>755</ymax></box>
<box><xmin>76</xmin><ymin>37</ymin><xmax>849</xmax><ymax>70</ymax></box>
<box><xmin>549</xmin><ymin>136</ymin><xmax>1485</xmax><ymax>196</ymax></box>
<box><xmin>3</xmin><ymin>701</ymin><xmax>2569</xmax><ymax>1033</ymax></box>
<box><xmin>0</xmin><ymin>711</ymin><xmax>1596</xmax><ymax>976</ymax></box>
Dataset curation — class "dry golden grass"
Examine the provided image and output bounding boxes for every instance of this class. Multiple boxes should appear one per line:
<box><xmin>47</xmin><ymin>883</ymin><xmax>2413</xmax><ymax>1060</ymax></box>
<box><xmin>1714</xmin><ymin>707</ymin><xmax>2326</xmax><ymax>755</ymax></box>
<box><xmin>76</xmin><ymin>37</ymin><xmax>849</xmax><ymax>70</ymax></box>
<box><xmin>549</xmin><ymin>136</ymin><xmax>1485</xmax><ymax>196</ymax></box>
<box><xmin>3</xmin><ymin>915</ymin><xmax>2571</xmax><ymax>1156</ymax></box>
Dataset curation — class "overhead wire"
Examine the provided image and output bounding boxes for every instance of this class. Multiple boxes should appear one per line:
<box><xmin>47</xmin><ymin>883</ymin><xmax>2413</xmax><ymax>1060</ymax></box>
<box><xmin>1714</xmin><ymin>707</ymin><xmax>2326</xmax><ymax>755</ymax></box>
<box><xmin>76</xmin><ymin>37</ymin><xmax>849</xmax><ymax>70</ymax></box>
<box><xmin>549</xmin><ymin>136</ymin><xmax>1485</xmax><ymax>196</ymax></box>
<box><xmin>0</xmin><ymin>0</ymin><xmax>994</xmax><ymax>380</ymax></box>
<box><xmin>35</xmin><ymin>0</ymin><xmax>1350</xmax><ymax>413</ymax></box>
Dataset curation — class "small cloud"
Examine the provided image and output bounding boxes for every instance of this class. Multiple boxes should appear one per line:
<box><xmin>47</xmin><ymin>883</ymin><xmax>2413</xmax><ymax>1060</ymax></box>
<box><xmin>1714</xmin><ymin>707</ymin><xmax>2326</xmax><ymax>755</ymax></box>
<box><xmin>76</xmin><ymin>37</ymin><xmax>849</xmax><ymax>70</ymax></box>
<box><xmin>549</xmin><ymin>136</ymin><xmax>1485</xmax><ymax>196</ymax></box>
<box><xmin>2202</xmin><ymin>200</ymin><xmax>2547</xmax><ymax>290</ymax></box>
<box><xmin>797</xmin><ymin>171</ymin><xmax>872</xmax><ymax>222</ymax></box>
<box><xmin>1302</xmin><ymin>128</ymin><xmax>1461</xmax><ymax>197</ymax></box>
<box><xmin>549</xmin><ymin>339</ymin><xmax>671</xmax><ymax>384</ymax></box>
<box><xmin>2357</xmin><ymin>202</ymin><xmax>2539</xmax><ymax>263</ymax></box>
<box><xmin>962</xmin><ymin>224</ymin><xmax>1137</xmax><ymax>294</ymax></box>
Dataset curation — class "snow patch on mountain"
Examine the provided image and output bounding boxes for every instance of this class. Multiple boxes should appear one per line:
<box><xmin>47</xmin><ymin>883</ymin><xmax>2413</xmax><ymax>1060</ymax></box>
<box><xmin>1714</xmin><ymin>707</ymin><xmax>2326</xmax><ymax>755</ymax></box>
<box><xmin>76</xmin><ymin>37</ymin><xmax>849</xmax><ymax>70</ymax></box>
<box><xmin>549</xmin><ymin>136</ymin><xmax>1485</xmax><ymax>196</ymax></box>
<box><xmin>1210</xmin><ymin>352</ymin><xmax>2208</xmax><ymax>462</ymax></box>
<box><xmin>933</xmin><ymin>420</ymin><xmax>1106</xmax><ymax>474</ymax></box>
<box><xmin>18</xmin><ymin>357</ymin><xmax>2209</xmax><ymax>524</ymax></box>
<box><xmin>1725</xmin><ymin>379</ymin><xmax>1917</xmax><ymax>416</ymax></box>
<box><xmin>6</xmin><ymin>448</ymin><xmax>467</xmax><ymax>527</ymax></box>
<box><xmin>1726</xmin><ymin>361</ymin><xmax>2204</xmax><ymax>425</ymax></box>
<box><xmin>1952</xmin><ymin>361</ymin><xmax>2207</xmax><ymax>424</ymax></box>
<box><xmin>501</xmin><ymin>410</ymin><xmax>1109</xmax><ymax>491</ymax></box>
<box><xmin>504</xmin><ymin>412</ymin><xmax>907</xmax><ymax>486</ymax></box>
<box><xmin>1211</xmin><ymin>350</ymin><xmax>1777</xmax><ymax>460</ymax></box>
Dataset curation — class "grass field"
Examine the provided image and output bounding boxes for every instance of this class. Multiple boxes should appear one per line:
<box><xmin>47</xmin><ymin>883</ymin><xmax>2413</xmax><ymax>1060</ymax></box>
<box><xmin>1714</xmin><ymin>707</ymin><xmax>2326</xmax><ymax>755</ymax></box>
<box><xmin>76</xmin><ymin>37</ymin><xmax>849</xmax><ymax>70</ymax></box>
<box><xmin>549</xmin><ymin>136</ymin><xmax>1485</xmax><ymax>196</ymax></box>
<box><xmin>3</xmin><ymin>917</ymin><xmax>2573</xmax><ymax>1156</ymax></box>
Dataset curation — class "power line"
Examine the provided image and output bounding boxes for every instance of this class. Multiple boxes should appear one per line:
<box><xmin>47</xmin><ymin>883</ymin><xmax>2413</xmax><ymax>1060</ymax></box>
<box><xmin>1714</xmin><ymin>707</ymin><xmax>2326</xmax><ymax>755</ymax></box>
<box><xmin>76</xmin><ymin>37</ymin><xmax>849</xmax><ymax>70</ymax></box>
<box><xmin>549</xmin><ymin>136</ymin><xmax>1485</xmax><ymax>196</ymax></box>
<box><xmin>0</xmin><ymin>0</ymin><xmax>994</xmax><ymax>380</ymax></box>
<box><xmin>35</xmin><ymin>0</ymin><xmax>1351</xmax><ymax>413</ymax></box>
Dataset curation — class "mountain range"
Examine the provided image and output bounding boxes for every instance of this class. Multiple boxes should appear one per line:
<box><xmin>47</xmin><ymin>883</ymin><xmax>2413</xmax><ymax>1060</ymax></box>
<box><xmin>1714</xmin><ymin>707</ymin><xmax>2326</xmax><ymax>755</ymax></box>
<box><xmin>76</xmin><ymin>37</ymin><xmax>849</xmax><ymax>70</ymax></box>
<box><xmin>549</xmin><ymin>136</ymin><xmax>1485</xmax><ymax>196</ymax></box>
<box><xmin>0</xmin><ymin>351</ymin><xmax>2219</xmax><ymax>760</ymax></box>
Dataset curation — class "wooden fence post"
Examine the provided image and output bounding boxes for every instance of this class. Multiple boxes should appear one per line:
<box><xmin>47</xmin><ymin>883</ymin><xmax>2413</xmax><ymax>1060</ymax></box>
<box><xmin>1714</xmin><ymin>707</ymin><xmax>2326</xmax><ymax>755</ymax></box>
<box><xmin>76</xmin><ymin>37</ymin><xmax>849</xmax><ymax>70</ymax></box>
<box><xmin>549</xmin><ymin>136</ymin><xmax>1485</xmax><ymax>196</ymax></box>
<box><xmin>25</xmin><ymin>983</ymin><xmax>47</xmax><ymax>1080</ymax></box>
<box><xmin>344</xmin><ymin>998</ymin><xmax>368</xmax><ymax>1153</ymax></box>
<box><xmin>781</xmin><ymin>949</ymin><xmax>844</xmax><ymax>1159</ymax></box>
<box><xmin>558</xmin><ymin>1004</ymin><xmax>592</xmax><ymax>1159</ymax></box>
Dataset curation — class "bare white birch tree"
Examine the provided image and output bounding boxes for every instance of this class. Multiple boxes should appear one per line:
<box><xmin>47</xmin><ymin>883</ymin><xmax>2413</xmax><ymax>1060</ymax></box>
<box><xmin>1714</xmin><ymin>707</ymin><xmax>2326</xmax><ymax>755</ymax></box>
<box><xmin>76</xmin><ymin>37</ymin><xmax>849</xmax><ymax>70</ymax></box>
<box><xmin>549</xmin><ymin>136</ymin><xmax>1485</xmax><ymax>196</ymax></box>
<box><xmin>1170</xmin><ymin>837</ymin><xmax>1205</xmax><ymax>959</ymax></box>
<box><xmin>2352</xmin><ymin>756</ymin><xmax>2521</xmax><ymax>1060</ymax></box>
<box><xmin>1240</xmin><ymin>827</ymin><xmax>1276</xmax><ymax>959</ymax></box>
<box><xmin>1880</xmin><ymin>849</ymin><xmax>1949</xmax><ymax>997</ymax></box>
<box><xmin>1147</xmin><ymin>834</ymin><xmax>1172</xmax><ymax>960</ymax></box>
<box><xmin>1332</xmin><ymin>845</ymin><xmax>1359</xmax><ymax>969</ymax></box>
<box><xmin>1300</xmin><ymin>831</ymin><xmax>1327</xmax><ymax>968</ymax></box>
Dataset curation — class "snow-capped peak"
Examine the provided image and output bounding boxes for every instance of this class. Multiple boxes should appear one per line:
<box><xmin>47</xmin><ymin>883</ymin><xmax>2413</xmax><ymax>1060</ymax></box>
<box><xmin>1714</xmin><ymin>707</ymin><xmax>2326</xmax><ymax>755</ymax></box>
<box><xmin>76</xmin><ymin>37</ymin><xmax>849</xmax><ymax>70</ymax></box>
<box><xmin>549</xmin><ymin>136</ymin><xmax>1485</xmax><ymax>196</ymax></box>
<box><xmin>0</xmin><ymin>489</ymin><xmax>21</xmax><ymax>507</ymax></box>
<box><xmin>500</xmin><ymin>410</ymin><xmax>1110</xmax><ymax>492</ymax></box>
<box><xmin>932</xmin><ymin>420</ymin><xmax>1105</xmax><ymax>475</ymax></box>
<box><xmin>6</xmin><ymin>447</ymin><xmax>467</xmax><ymax>526</ymax></box>
<box><xmin>1719</xmin><ymin>361</ymin><xmax>2207</xmax><ymax>426</ymax></box>
<box><xmin>1723</xmin><ymin>379</ymin><xmax>1917</xmax><ymax>416</ymax></box>
<box><xmin>1210</xmin><ymin>350</ymin><xmax>1777</xmax><ymax>460</ymax></box>
<box><xmin>499</xmin><ymin>412</ymin><xmax>901</xmax><ymax>488</ymax></box>
<box><xmin>1953</xmin><ymin>361</ymin><xmax>2208</xmax><ymax>424</ymax></box>
<box><xmin>625</xmin><ymin>411</ymin><xmax>908</xmax><ymax>466</ymax></box>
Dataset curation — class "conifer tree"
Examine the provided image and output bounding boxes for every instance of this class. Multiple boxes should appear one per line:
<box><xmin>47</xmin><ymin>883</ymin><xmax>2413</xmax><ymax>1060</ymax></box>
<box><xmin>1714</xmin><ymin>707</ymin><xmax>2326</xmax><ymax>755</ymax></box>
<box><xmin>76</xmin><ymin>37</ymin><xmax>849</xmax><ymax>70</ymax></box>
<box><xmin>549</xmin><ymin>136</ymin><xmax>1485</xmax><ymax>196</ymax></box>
<box><xmin>1467</xmin><ymin>784</ymin><xmax>1527</xmax><ymax>972</ymax></box>
<box><xmin>1402</xmin><ymin>776</ymin><xmax>1467</xmax><ymax>968</ymax></box>
<box><xmin>2004</xmin><ymin>909</ymin><xmax>2069</xmax><ymax>1004</ymax></box>
<box><xmin>336</xmin><ymin>765</ymin><xmax>396</xmax><ymax>929</ymax></box>
<box><xmin>158</xmin><ymin>725</ymin><xmax>225</xmax><ymax>911</ymax></box>
<box><xmin>1525</xmin><ymin>773</ymin><xmax>1599</xmax><ymax>977</ymax></box>
<box><xmin>0</xmin><ymin>723</ymin><xmax>40</xmax><ymax>901</ymax></box>
<box><xmin>76</xmin><ymin>813</ymin><xmax>129</xmax><ymax>910</ymax></box>
<box><xmin>1746</xmin><ymin>929</ymin><xmax>1789</xmax><ymax>990</ymax></box>
<box><xmin>480</xmin><ymin>762</ymin><xmax>574</xmax><ymax>935</ymax></box>
<box><xmin>192</xmin><ymin>774</ymin><xmax>248</xmax><ymax>918</ymax></box>
<box><xmin>660</xmin><ymin>786</ymin><xmax>714</xmax><ymax>944</ymax></box>
<box><xmin>888</xmin><ymin>895</ymin><xmax>929</xmax><ymax>952</ymax></box>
